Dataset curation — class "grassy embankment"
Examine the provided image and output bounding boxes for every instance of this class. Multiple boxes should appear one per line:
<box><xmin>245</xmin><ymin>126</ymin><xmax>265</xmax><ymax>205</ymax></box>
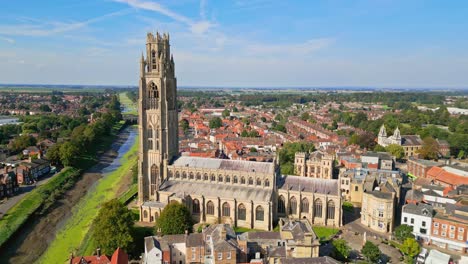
<box><xmin>119</xmin><ymin>92</ymin><xmax>138</xmax><ymax>115</ymax></box>
<box><xmin>39</xmin><ymin>94</ymin><xmax>138</xmax><ymax>263</ymax></box>
<box><xmin>0</xmin><ymin>167</ymin><xmax>81</xmax><ymax>248</ymax></box>
<box><xmin>38</xmin><ymin>136</ymin><xmax>139</xmax><ymax>263</ymax></box>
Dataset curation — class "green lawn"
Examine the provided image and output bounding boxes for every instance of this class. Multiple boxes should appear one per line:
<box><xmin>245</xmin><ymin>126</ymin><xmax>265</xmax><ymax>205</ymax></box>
<box><xmin>38</xmin><ymin>137</ymin><xmax>139</xmax><ymax>263</ymax></box>
<box><xmin>119</xmin><ymin>92</ymin><xmax>137</xmax><ymax>115</ymax></box>
<box><xmin>0</xmin><ymin>167</ymin><xmax>80</xmax><ymax>248</ymax></box>
<box><xmin>233</xmin><ymin>227</ymin><xmax>263</xmax><ymax>234</ymax></box>
<box><xmin>313</xmin><ymin>226</ymin><xmax>340</xmax><ymax>242</ymax></box>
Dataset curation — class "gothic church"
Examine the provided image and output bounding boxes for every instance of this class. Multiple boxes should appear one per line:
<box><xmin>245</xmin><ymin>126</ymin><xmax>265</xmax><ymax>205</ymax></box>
<box><xmin>137</xmin><ymin>32</ymin><xmax>342</xmax><ymax>230</ymax></box>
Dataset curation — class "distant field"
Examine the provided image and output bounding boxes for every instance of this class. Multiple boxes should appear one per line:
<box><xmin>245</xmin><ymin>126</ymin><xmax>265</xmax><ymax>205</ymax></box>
<box><xmin>0</xmin><ymin>86</ymin><xmax>109</xmax><ymax>94</ymax></box>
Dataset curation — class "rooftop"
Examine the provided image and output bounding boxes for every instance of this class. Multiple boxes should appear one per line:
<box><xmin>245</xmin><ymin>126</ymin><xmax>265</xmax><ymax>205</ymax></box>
<box><xmin>159</xmin><ymin>180</ymin><xmax>273</xmax><ymax>202</ymax></box>
<box><xmin>171</xmin><ymin>156</ymin><xmax>275</xmax><ymax>174</ymax></box>
<box><xmin>277</xmin><ymin>176</ymin><xmax>339</xmax><ymax>196</ymax></box>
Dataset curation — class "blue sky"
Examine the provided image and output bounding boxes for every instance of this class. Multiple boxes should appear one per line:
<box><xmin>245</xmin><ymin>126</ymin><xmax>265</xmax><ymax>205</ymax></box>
<box><xmin>0</xmin><ymin>0</ymin><xmax>467</xmax><ymax>88</ymax></box>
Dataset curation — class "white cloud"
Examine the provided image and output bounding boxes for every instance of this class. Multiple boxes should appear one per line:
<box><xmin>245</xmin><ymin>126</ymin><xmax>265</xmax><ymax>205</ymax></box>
<box><xmin>0</xmin><ymin>10</ymin><xmax>129</xmax><ymax>37</ymax></box>
<box><xmin>113</xmin><ymin>0</ymin><xmax>215</xmax><ymax>35</ymax></box>
<box><xmin>0</xmin><ymin>36</ymin><xmax>15</xmax><ymax>44</ymax></box>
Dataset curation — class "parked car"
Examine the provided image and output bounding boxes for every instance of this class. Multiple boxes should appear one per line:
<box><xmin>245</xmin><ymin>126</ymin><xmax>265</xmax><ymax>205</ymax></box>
<box><xmin>416</xmin><ymin>248</ymin><xmax>428</xmax><ymax>264</ymax></box>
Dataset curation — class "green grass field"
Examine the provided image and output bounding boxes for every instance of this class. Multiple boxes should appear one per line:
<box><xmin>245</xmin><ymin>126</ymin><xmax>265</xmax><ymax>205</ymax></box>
<box><xmin>313</xmin><ymin>226</ymin><xmax>340</xmax><ymax>242</ymax></box>
<box><xmin>119</xmin><ymin>92</ymin><xmax>137</xmax><ymax>115</ymax></box>
<box><xmin>38</xmin><ymin>137</ymin><xmax>139</xmax><ymax>264</ymax></box>
<box><xmin>0</xmin><ymin>167</ymin><xmax>80</xmax><ymax>248</ymax></box>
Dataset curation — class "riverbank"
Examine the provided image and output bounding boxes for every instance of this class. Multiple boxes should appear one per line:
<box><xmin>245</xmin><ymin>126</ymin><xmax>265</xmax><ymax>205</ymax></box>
<box><xmin>0</xmin><ymin>127</ymin><xmax>134</xmax><ymax>263</ymax></box>
<box><xmin>38</xmin><ymin>128</ymin><xmax>138</xmax><ymax>263</ymax></box>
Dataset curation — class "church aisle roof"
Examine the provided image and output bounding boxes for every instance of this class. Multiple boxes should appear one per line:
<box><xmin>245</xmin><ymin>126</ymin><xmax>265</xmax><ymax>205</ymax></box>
<box><xmin>159</xmin><ymin>180</ymin><xmax>274</xmax><ymax>202</ymax></box>
<box><xmin>171</xmin><ymin>156</ymin><xmax>275</xmax><ymax>174</ymax></box>
<box><xmin>277</xmin><ymin>176</ymin><xmax>339</xmax><ymax>195</ymax></box>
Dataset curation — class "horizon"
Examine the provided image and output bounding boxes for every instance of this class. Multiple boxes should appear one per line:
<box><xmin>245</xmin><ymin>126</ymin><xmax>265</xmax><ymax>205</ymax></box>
<box><xmin>1</xmin><ymin>1</ymin><xmax>468</xmax><ymax>88</ymax></box>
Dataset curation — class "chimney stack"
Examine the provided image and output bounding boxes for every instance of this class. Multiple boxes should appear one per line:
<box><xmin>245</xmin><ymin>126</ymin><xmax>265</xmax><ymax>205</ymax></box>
<box><xmin>96</xmin><ymin>248</ymin><xmax>101</xmax><ymax>257</ymax></box>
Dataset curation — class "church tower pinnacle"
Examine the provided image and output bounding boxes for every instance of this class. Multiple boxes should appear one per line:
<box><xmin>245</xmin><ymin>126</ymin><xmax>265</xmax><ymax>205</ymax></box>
<box><xmin>138</xmin><ymin>32</ymin><xmax>179</xmax><ymax>204</ymax></box>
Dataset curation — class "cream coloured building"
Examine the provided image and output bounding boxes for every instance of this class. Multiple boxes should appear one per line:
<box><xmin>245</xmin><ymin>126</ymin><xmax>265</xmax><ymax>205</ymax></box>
<box><xmin>137</xmin><ymin>32</ymin><xmax>342</xmax><ymax>231</ymax></box>
<box><xmin>294</xmin><ymin>151</ymin><xmax>334</xmax><ymax>179</ymax></box>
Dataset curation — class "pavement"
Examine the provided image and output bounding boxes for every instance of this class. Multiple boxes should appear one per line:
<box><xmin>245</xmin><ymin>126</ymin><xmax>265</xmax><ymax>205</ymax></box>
<box><xmin>341</xmin><ymin>206</ymin><xmax>403</xmax><ymax>263</ymax></box>
<box><xmin>0</xmin><ymin>172</ymin><xmax>56</xmax><ymax>219</ymax></box>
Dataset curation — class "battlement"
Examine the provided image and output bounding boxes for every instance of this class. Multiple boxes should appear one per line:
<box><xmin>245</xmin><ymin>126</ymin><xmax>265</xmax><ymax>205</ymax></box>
<box><xmin>146</xmin><ymin>32</ymin><xmax>170</xmax><ymax>43</ymax></box>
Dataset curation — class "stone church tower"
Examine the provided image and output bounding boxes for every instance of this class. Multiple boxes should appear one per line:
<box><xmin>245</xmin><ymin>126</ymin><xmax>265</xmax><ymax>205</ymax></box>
<box><xmin>138</xmin><ymin>32</ymin><xmax>178</xmax><ymax>204</ymax></box>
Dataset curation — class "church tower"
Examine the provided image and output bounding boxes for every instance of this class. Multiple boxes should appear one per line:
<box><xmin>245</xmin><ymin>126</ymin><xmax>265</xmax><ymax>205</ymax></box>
<box><xmin>138</xmin><ymin>32</ymin><xmax>179</xmax><ymax>204</ymax></box>
<box><xmin>377</xmin><ymin>124</ymin><xmax>387</xmax><ymax>146</ymax></box>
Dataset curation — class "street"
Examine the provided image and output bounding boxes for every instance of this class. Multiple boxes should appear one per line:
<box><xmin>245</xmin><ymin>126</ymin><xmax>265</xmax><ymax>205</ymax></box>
<box><xmin>0</xmin><ymin>172</ymin><xmax>57</xmax><ymax>219</ymax></box>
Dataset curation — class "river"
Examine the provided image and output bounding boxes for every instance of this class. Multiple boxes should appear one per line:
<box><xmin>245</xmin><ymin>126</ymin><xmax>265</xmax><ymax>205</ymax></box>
<box><xmin>0</xmin><ymin>126</ymin><xmax>137</xmax><ymax>263</ymax></box>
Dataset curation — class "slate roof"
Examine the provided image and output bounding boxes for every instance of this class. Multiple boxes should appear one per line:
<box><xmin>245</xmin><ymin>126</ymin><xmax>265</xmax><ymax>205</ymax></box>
<box><xmin>277</xmin><ymin>176</ymin><xmax>339</xmax><ymax>195</ymax></box>
<box><xmin>159</xmin><ymin>180</ymin><xmax>273</xmax><ymax>202</ymax></box>
<box><xmin>401</xmin><ymin>135</ymin><xmax>423</xmax><ymax>146</ymax></box>
<box><xmin>402</xmin><ymin>203</ymin><xmax>434</xmax><ymax>217</ymax></box>
<box><xmin>186</xmin><ymin>233</ymin><xmax>203</xmax><ymax>247</ymax></box>
<box><xmin>171</xmin><ymin>156</ymin><xmax>275</xmax><ymax>174</ymax></box>
<box><xmin>366</xmin><ymin>190</ymin><xmax>393</xmax><ymax>200</ymax></box>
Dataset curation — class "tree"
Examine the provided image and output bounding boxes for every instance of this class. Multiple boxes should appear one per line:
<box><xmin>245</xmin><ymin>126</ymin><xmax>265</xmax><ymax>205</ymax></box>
<box><xmin>279</xmin><ymin>142</ymin><xmax>315</xmax><ymax>175</ymax></box>
<box><xmin>401</xmin><ymin>238</ymin><xmax>420</xmax><ymax>260</ymax></box>
<box><xmin>395</xmin><ymin>224</ymin><xmax>414</xmax><ymax>242</ymax></box>
<box><xmin>361</xmin><ymin>241</ymin><xmax>380</xmax><ymax>263</ymax></box>
<box><xmin>250</xmin><ymin>147</ymin><xmax>257</xmax><ymax>152</ymax></box>
<box><xmin>156</xmin><ymin>201</ymin><xmax>193</xmax><ymax>235</ymax></box>
<box><xmin>374</xmin><ymin>144</ymin><xmax>387</xmax><ymax>152</ymax></box>
<box><xmin>39</xmin><ymin>104</ymin><xmax>52</xmax><ymax>112</ymax></box>
<box><xmin>46</xmin><ymin>144</ymin><xmax>62</xmax><ymax>166</ymax></box>
<box><xmin>92</xmin><ymin>199</ymin><xmax>134</xmax><ymax>255</ymax></box>
<box><xmin>222</xmin><ymin>109</ymin><xmax>230</xmax><ymax>118</ymax></box>
<box><xmin>209</xmin><ymin>117</ymin><xmax>222</xmax><ymax>129</ymax></box>
<box><xmin>59</xmin><ymin>141</ymin><xmax>80</xmax><ymax>167</ymax></box>
<box><xmin>260</xmin><ymin>117</ymin><xmax>267</xmax><ymax>122</ymax></box>
<box><xmin>180</xmin><ymin>119</ymin><xmax>189</xmax><ymax>134</ymax></box>
<box><xmin>417</xmin><ymin>137</ymin><xmax>439</xmax><ymax>160</ymax></box>
<box><xmin>332</xmin><ymin>239</ymin><xmax>350</xmax><ymax>261</ymax></box>
<box><xmin>300</xmin><ymin>112</ymin><xmax>310</xmax><ymax>121</ymax></box>
<box><xmin>386</xmin><ymin>144</ymin><xmax>405</xmax><ymax>160</ymax></box>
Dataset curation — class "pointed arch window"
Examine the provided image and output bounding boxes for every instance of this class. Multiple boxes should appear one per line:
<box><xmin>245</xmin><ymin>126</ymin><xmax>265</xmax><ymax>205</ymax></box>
<box><xmin>233</xmin><ymin>176</ymin><xmax>238</xmax><ymax>184</ymax></box>
<box><xmin>327</xmin><ymin>200</ymin><xmax>335</xmax><ymax>220</ymax></box>
<box><xmin>204</xmin><ymin>173</ymin><xmax>208</xmax><ymax>181</ymax></box>
<box><xmin>222</xmin><ymin>202</ymin><xmax>230</xmax><ymax>217</ymax></box>
<box><xmin>238</xmin><ymin>204</ymin><xmax>246</xmax><ymax>220</ymax></box>
<box><xmin>151</xmin><ymin>50</ymin><xmax>157</xmax><ymax>69</ymax></box>
<box><xmin>289</xmin><ymin>197</ymin><xmax>297</xmax><ymax>215</ymax></box>
<box><xmin>225</xmin><ymin>176</ymin><xmax>230</xmax><ymax>183</ymax></box>
<box><xmin>196</xmin><ymin>173</ymin><xmax>201</xmax><ymax>180</ymax></box>
<box><xmin>193</xmin><ymin>199</ymin><xmax>200</xmax><ymax>214</ymax></box>
<box><xmin>314</xmin><ymin>198</ymin><xmax>323</xmax><ymax>218</ymax></box>
<box><xmin>248</xmin><ymin>177</ymin><xmax>253</xmax><ymax>185</ymax></box>
<box><xmin>256</xmin><ymin>206</ymin><xmax>264</xmax><ymax>221</ymax></box>
<box><xmin>207</xmin><ymin>201</ymin><xmax>215</xmax><ymax>215</ymax></box>
<box><xmin>241</xmin><ymin>177</ymin><xmax>246</xmax><ymax>184</ymax></box>
<box><xmin>301</xmin><ymin>198</ymin><xmax>309</xmax><ymax>213</ymax></box>
<box><xmin>278</xmin><ymin>195</ymin><xmax>286</xmax><ymax>214</ymax></box>
<box><xmin>189</xmin><ymin>172</ymin><xmax>194</xmax><ymax>180</ymax></box>
<box><xmin>256</xmin><ymin>178</ymin><xmax>261</xmax><ymax>186</ymax></box>
<box><xmin>149</xmin><ymin>82</ymin><xmax>159</xmax><ymax>98</ymax></box>
<box><xmin>265</xmin><ymin>179</ymin><xmax>270</xmax><ymax>187</ymax></box>
<box><xmin>218</xmin><ymin>175</ymin><xmax>223</xmax><ymax>182</ymax></box>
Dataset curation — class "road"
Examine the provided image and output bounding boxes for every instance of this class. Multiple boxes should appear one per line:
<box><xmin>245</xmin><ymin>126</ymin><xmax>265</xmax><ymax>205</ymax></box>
<box><xmin>0</xmin><ymin>172</ymin><xmax>57</xmax><ymax>218</ymax></box>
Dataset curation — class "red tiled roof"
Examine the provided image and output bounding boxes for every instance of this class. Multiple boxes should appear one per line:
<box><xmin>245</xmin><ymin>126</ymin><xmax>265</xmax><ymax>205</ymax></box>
<box><xmin>427</xmin><ymin>166</ymin><xmax>468</xmax><ymax>187</ymax></box>
<box><xmin>111</xmin><ymin>248</ymin><xmax>128</xmax><ymax>264</ymax></box>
